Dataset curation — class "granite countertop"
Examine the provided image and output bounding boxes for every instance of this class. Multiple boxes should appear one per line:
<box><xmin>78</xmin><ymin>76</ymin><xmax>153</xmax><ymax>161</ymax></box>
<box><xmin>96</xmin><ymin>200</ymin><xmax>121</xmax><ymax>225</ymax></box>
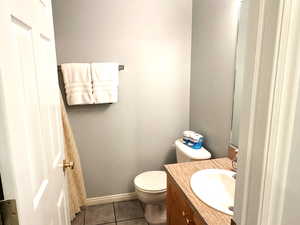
<box><xmin>165</xmin><ymin>158</ymin><xmax>233</xmax><ymax>225</ymax></box>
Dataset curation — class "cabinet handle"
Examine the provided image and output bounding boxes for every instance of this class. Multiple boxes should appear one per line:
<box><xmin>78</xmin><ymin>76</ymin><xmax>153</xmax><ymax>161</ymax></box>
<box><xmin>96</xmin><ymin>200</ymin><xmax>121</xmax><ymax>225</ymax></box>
<box><xmin>182</xmin><ymin>211</ymin><xmax>186</xmax><ymax>217</ymax></box>
<box><xmin>185</xmin><ymin>218</ymin><xmax>192</xmax><ymax>224</ymax></box>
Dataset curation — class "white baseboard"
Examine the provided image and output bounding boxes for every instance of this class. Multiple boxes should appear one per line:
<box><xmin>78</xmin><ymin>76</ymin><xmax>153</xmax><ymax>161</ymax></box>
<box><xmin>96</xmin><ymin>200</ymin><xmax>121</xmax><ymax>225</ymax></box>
<box><xmin>85</xmin><ymin>192</ymin><xmax>138</xmax><ymax>206</ymax></box>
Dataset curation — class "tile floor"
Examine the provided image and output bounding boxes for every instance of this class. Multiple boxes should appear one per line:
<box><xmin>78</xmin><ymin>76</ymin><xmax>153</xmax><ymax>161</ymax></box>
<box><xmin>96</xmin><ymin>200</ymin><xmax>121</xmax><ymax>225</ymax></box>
<box><xmin>72</xmin><ymin>200</ymin><xmax>148</xmax><ymax>225</ymax></box>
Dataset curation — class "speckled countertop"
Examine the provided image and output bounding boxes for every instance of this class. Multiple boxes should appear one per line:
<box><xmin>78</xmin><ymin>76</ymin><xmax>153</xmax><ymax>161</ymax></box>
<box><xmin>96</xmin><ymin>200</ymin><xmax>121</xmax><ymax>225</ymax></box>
<box><xmin>165</xmin><ymin>158</ymin><xmax>233</xmax><ymax>225</ymax></box>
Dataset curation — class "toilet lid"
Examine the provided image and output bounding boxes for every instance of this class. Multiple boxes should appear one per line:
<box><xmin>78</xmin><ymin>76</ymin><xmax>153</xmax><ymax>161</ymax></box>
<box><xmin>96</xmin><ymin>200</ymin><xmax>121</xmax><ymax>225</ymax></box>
<box><xmin>134</xmin><ymin>171</ymin><xmax>167</xmax><ymax>193</ymax></box>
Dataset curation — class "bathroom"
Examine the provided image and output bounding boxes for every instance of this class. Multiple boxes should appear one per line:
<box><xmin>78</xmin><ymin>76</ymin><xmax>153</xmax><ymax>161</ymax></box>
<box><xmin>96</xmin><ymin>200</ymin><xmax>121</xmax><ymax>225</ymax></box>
<box><xmin>0</xmin><ymin>0</ymin><xmax>299</xmax><ymax>225</ymax></box>
<box><xmin>53</xmin><ymin>0</ymin><xmax>241</xmax><ymax>224</ymax></box>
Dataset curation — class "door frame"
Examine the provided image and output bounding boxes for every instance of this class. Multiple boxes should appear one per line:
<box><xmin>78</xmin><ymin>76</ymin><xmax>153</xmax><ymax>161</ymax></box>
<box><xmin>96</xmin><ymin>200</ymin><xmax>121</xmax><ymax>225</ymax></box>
<box><xmin>234</xmin><ymin>0</ymin><xmax>300</xmax><ymax>224</ymax></box>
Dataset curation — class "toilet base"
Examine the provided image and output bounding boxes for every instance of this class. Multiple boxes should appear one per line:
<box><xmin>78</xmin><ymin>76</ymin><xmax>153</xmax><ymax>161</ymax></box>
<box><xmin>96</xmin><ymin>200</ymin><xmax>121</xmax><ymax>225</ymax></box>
<box><xmin>144</xmin><ymin>202</ymin><xmax>166</xmax><ymax>225</ymax></box>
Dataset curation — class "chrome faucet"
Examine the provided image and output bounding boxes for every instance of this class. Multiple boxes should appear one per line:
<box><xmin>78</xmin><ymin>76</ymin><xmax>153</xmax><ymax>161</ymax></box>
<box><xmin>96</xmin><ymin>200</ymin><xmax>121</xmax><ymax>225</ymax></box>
<box><xmin>232</xmin><ymin>160</ymin><xmax>237</xmax><ymax>179</ymax></box>
<box><xmin>232</xmin><ymin>173</ymin><xmax>237</xmax><ymax>179</ymax></box>
<box><xmin>232</xmin><ymin>158</ymin><xmax>237</xmax><ymax>172</ymax></box>
<box><xmin>232</xmin><ymin>150</ymin><xmax>238</xmax><ymax>178</ymax></box>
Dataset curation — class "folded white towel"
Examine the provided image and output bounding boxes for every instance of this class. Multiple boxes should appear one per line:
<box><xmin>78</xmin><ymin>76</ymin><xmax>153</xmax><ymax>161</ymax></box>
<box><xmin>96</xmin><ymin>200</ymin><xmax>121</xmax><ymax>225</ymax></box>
<box><xmin>61</xmin><ymin>63</ymin><xmax>94</xmax><ymax>105</ymax></box>
<box><xmin>91</xmin><ymin>63</ymin><xmax>119</xmax><ymax>104</ymax></box>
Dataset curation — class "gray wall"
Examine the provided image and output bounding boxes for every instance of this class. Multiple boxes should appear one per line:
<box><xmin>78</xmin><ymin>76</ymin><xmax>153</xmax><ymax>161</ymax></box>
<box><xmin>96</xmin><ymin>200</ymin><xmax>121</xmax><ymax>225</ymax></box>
<box><xmin>190</xmin><ymin>0</ymin><xmax>238</xmax><ymax>157</ymax></box>
<box><xmin>52</xmin><ymin>0</ymin><xmax>192</xmax><ymax>197</ymax></box>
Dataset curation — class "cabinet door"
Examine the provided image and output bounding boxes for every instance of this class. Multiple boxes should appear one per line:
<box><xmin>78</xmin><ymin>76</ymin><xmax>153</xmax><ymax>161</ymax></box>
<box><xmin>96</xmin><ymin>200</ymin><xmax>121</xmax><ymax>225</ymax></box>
<box><xmin>167</xmin><ymin>177</ymin><xmax>195</xmax><ymax>225</ymax></box>
<box><xmin>193</xmin><ymin>213</ymin><xmax>207</xmax><ymax>225</ymax></box>
<box><xmin>167</xmin><ymin>201</ymin><xmax>189</xmax><ymax>225</ymax></box>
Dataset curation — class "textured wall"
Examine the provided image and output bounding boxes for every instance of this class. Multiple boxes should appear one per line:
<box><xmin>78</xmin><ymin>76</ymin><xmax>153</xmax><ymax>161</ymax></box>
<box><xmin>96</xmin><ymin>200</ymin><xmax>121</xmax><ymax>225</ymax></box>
<box><xmin>190</xmin><ymin>0</ymin><xmax>239</xmax><ymax>157</ymax></box>
<box><xmin>53</xmin><ymin>0</ymin><xmax>192</xmax><ymax>197</ymax></box>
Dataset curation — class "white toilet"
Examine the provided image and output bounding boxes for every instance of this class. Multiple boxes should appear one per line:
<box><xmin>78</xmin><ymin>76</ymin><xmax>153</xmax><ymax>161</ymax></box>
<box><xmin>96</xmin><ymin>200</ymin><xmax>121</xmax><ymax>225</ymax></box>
<box><xmin>134</xmin><ymin>138</ymin><xmax>211</xmax><ymax>225</ymax></box>
<box><xmin>134</xmin><ymin>171</ymin><xmax>167</xmax><ymax>225</ymax></box>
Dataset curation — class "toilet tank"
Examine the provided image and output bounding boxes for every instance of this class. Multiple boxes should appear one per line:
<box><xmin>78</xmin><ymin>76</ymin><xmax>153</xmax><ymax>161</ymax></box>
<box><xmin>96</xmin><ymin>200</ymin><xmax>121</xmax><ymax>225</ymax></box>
<box><xmin>175</xmin><ymin>139</ymin><xmax>212</xmax><ymax>163</ymax></box>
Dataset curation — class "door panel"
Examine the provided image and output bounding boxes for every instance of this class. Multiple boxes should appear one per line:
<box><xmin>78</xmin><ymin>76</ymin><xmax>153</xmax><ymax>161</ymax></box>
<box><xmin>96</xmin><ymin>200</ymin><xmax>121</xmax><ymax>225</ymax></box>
<box><xmin>38</xmin><ymin>0</ymin><xmax>51</xmax><ymax>37</ymax></box>
<box><xmin>11</xmin><ymin>16</ymin><xmax>48</xmax><ymax>196</ymax></box>
<box><xmin>57</xmin><ymin>190</ymin><xmax>69</xmax><ymax>225</ymax></box>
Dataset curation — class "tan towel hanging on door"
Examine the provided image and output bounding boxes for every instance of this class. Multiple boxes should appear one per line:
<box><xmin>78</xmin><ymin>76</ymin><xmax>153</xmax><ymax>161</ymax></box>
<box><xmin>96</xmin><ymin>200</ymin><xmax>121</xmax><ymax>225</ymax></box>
<box><xmin>60</xmin><ymin>94</ymin><xmax>87</xmax><ymax>220</ymax></box>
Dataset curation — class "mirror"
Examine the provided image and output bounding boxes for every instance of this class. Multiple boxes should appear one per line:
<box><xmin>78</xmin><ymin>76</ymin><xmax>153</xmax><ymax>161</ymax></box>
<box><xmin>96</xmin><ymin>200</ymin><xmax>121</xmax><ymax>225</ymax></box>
<box><xmin>231</xmin><ymin>0</ymin><xmax>247</xmax><ymax>148</ymax></box>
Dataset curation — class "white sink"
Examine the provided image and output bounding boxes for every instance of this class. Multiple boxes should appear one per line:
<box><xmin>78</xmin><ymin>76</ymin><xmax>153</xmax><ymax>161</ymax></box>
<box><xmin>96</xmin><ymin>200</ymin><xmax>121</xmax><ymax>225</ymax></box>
<box><xmin>190</xmin><ymin>169</ymin><xmax>235</xmax><ymax>215</ymax></box>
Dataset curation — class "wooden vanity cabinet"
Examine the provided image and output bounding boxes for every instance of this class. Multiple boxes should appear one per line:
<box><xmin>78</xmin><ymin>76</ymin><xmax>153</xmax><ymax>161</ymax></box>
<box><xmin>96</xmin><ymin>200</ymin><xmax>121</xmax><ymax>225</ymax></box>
<box><xmin>165</xmin><ymin>158</ymin><xmax>232</xmax><ymax>225</ymax></box>
<box><xmin>167</xmin><ymin>176</ymin><xmax>206</xmax><ymax>225</ymax></box>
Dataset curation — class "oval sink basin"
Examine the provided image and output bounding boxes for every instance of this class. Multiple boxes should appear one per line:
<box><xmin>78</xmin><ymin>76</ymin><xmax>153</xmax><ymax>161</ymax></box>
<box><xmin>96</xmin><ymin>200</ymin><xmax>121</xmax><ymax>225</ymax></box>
<box><xmin>190</xmin><ymin>169</ymin><xmax>235</xmax><ymax>215</ymax></box>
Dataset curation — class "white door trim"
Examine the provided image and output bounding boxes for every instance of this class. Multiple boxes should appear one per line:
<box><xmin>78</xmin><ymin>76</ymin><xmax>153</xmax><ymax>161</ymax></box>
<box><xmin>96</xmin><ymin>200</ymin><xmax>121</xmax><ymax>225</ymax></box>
<box><xmin>234</xmin><ymin>0</ymin><xmax>300</xmax><ymax>224</ymax></box>
<box><xmin>259</xmin><ymin>0</ymin><xmax>300</xmax><ymax>224</ymax></box>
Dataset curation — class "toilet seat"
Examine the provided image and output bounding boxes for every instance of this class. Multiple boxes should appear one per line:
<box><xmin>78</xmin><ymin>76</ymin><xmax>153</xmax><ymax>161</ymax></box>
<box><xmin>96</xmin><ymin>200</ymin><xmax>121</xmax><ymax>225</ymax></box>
<box><xmin>134</xmin><ymin>171</ymin><xmax>167</xmax><ymax>193</ymax></box>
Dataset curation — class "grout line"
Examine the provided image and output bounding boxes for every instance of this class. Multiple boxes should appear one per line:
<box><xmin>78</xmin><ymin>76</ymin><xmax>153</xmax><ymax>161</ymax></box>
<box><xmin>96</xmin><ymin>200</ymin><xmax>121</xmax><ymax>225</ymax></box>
<box><xmin>116</xmin><ymin>217</ymin><xmax>145</xmax><ymax>223</ymax></box>
<box><xmin>97</xmin><ymin>223</ymin><xmax>117</xmax><ymax>225</ymax></box>
<box><xmin>83</xmin><ymin>209</ymin><xmax>86</xmax><ymax>225</ymax></box>
<box><xmin>138</xmin><ymin>200</ymin><xmax>144</xmax><ymax>211</ymax></box>
<box><xmin>112</xmin><ymin>201</ymin><xmax>117</xmax><ymax>224</ymax></box>
<box><xmin>137</xmin><ymin>200</ymin><xmax>148</xmax><ymax>225</ymax></box>
<box><xmin>138</xmin><ymin>199</ymin><xmax>148</xmax><ymax>225</ymax></box>
<box><xmin>85</xmin><ymin>200</ymin><xmax>146</xmax><ymax>225</ymax></box>
<box><xmin>98</xmin><ymin>222</ymin><xmax>117</xmax><ymax>225</ymax></box>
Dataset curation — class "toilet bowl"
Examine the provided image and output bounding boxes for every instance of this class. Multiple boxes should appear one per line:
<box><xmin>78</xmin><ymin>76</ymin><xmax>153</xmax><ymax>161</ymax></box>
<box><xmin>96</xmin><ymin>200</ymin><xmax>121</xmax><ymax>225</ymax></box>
<box><xmin>134</xmin><ymin>139</ymin><xmax>212</xmax><ymax>225</ymax></box>
<box><xmin>134</xmin><ymin>171</ymin><xmax>167</xmax><ymax>225</ymax></box>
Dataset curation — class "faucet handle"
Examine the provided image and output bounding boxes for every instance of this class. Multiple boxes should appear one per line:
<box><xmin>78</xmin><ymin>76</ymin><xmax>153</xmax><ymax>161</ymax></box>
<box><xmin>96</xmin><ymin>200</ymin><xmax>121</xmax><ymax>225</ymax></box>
<box><xmin>234</xmin><ymin>149</ymin><xmax>239</xmax><ymax>160</ymax></box>
<box><xmin>232</xmin><ymin>160</ymin><xmax>237</xmax><ymax>171</ymax></box>
<box><xmin>232</xmin><ymin>151</ymin><xmax>238</xmax><ymax>171</ymax></box>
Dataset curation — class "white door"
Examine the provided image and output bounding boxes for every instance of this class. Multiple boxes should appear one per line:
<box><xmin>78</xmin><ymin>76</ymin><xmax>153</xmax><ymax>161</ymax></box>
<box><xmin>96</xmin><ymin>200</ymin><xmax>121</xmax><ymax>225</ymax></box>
<box><xmin>0</xmin><ymin>0</ymin><xmax>70</xmax><ymax>224</ymax></box>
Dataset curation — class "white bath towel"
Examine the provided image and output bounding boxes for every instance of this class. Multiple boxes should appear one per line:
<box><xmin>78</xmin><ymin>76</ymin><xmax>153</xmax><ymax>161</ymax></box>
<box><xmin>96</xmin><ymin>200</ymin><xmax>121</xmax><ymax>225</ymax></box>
<box><xmin>61</xmin><ymin>63</ymin><xmax>94</xmax><ymax>105</ymax></box>
<box><xmin>91</xmin><ymin>63</ymin><xmax>119</xmax><ymax>104</ymax></box>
